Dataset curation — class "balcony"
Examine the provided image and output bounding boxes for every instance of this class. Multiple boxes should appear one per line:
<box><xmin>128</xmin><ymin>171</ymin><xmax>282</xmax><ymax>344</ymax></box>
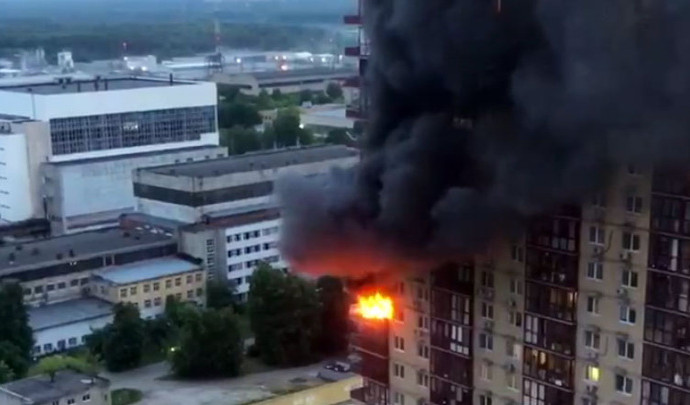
<box><xmin>344</xmin><ymin>14</ymin><xmax>362</xmax><ymax>24</ymax></box>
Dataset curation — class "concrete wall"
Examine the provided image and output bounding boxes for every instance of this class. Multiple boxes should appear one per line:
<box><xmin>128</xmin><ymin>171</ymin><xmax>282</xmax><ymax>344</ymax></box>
<box><xmin>252</xmin><ymin>376</ymin><xmax>362</xmax><ymax>405</ymax></box>
<box><xmin>44</xmin><ymin>146</ymin><xmax>227</xmax><ymax>235</ymax></box>
<box><xmin>0</xmin><ymin>81</ymin><xmax>217</xmax><ymax>121</ymax></box>
<box><xmin>0</xmin><ymin>133</ymin><xmax>32</xmax><ymax>222</ymax></box>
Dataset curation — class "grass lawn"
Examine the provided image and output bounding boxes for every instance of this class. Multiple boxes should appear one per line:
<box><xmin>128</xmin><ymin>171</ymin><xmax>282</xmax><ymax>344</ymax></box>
<box><xmin>112</xmin><ymin>388</ymin><xmax>143</xmax><ymax>405</ymax></box>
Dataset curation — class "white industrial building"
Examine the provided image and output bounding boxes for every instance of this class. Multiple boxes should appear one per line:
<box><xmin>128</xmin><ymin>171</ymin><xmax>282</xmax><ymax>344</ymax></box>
<box><xmin>0</xmin><ymin>77</ymin><xmax>223</xmax><ymax>233</ymax></box>
<box><xmin>126</xmin><ymin>145</ymin><xmax>359</xmax><ymax>298</ymax></box>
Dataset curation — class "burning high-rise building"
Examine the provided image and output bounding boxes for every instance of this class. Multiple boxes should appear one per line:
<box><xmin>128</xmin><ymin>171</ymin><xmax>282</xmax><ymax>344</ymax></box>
<box><xmin>277</xmin><ymin>0</ymin><xmax>690</xmax><ymax>404</ymax></box>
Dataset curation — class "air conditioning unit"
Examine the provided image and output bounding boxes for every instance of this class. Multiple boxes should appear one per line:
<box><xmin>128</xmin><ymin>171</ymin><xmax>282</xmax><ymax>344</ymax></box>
<box><xmin>620</xmin><ymin>251</ymin><xmax>633</xmax><ymax>262</ymax></box>
<box><xmin>484</xmin><ymin>320</ymin><xmax>494</xmax><ymax>330</ymax></box>
<box><xmin>586</xmin><ymin>352</ymin><xmax>599</xmax><ymax>362</ymax></box>
<box><xmin>508</xmin><ymin>299</ymin><xmax>517</xmax><ymax>308</ymax></box>
<box><xmin>593</xmin><ymin>246</ymin><xmax>604</xmax><ymax>257</ymax></box>
<box><xmin>586</xmin><ymin>385</ymin><xmax>599</xmax><ymax>396</ymax></box>
<box><xmin>503</xmin><ymin>363</ymin><xmax>516</xmax><ymax>372</ymax></box>
<box><xmin>482</xmin><ymin>287</ymin><xmax>495</xmax><ymax>300</ymax></box>
<box><xmin>617</xmin><ymin>288</ymin><xmax>629</xmax><ymax>298</ymax></box>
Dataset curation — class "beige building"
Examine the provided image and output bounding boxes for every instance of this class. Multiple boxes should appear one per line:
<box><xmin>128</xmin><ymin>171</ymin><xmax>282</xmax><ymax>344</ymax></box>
<box><xmin>351</xmin><ymin>165</ymin><xmax>688</xmax><ymax>405</ymax></box>
<box><xmin>91</xmin><ymin>256</ymin><xmax>206</xmax><ymax>318</ymax></box>
<box><xmin>0</xmin><ymin>370</ymin><xmax>111</xmax><ymax>405</ymax></box>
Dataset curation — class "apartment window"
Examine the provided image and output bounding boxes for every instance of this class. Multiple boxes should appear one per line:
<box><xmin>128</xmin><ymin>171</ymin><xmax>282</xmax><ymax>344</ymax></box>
<box><xmin>165</xmin><ymin>279</ymin><xmax>172</xmax><ymax>288</ymax></box>
<box><xmin>620</xmin><ymin>305</ymin><xmax>637</xmax><ymax>324</ymax></box>
<box><xmin>615</xmin><ymin>374</ymin><xmax>633</xmax><ymax>394</ymax></box>
<box><xmin>120</xmin><ymin>288</ymin><xmax>127</xmax><ymax>298</ymax></box>
<box><xmin>479</xmin><ymin>394</ymin><xmax>492</xmax><ymax>405</ymax></box>
<box><xmin>143</xmin><ymin>284</ymin><xmax>150</xmax><ymax>293</ymax></box>
<box><xmin>175</xmin><ymin>293</ymin><xmax>182</xmax><ymax>300</ymax></box>
<box><xmin>154</xmin><ymin>297</ymin><xmax>162</xmax><ymax>306</ymax></box>
<box><xmin>417</xmin><ymin>342</ymin><xmax>429</xmax><ymax>359</ymax></box>
<box><xmin>507</xmin><ymin>371</ymin><xmax>518</xmax><ymax>390</ymax></box>
<box><xmin>394</xmin><ymin>336</ymin><xmax>405</xmax><ymax>351</ymax></box>
<box><xmin>70</xmin><ymin>279</ymin><xmax>79</xmax><ymax>287</ymax></box>
<box><xmin>481</xmin><ymin>302</ymin><xmax>494</xmax><ymax>319</ymax></box>
<box><xmin>187</xmin><ymin>290</ymin><xmax>194</xmax><ymax>299</ymax></box>
<box><xmin>587</xmin><ymin>296</ymin><xmax>599</xmax><ymax>314</ymax></box>
<box><xmin>622</xmin><ymin>270</ymin><xmax>638</xmax><ymax>288</ymax></box>
<box><xmin>186</xmin><ymin>275</ymin><xmax>193</xmax><ymax>284</ymax></box>
<box><xmin>585</xmin><ymin>330</ymin><xmax>601</xmax><ymax>350</ymax></box>
<box><xmin>481</xmin><ymin>271</ymin><xmax>494</xmax><ymax>288</ymax></box>
<box><xmin>68</xmin><ymin>337</ymin><xmax>77</xmax><ymax>346</ymax></box>
<box><xmin>130</xmin><ymin>286</ymin><xmax>137</xmax><ymax>295</ymax></box>
<box><xmin>80</xmin><ymin>277</ymin><xmax>88</xmax><ymax>285</ymax></box>
<box><xmin>196</xmin><ymin>288</ymin><xmax>203</xmax><ymax>297</ymax></box>
<box><xmin>195</xmin><ymin>273</ymin><xmax>202</xmax><ymax>282</ymax></box>
<box><xmin>67</xmin><ymin>399</ymin><xmax>75</xmax><ymax>405</ymax></box>
<box><xmin>626</xmin><ymin>195</ymin><xmax>643</xmax><ymax>213</ymax></box>
<box><xmin>175</xmin><ymin>277</ymin><xmax>181</xmax><ymax>286</ymax></box>
<box><xmin>44</xmin><ymin>343</ymin><xmax>53</xmax><ymax>352</ymax></box>
<box><xmin>622</xmin><ymin>232</ymin><xmax>641</xmax><ymax>251</ymax></box>
<box><xmin>480</xmin><ymin>361</ymin><xmax>493</xmax><ymax>380</ymax></box>
<box><xmin>153</xmin><ymin>282</ymin><xmax>160</xmax><ymax>291</ymax></box>
<box><xmin>509</xmin><ymin>278</ymin><xmax>523</xmax><ymax>295</ymax></box>
<box><xmin>83</xmin><ymin>394</ymin><xmax>91</xmax><ymax>401</ymax></box>
<box><xmin>416</xmin><ymin>285</ymin><xmax>429</xmax><ymax>301</ymax></box>
<box><xmin>617</xmin><ymin>339</ymin><xmax>635</xmax><ymax>359</ymax></box>
<box><xmin>47</xmin><ymin>284</ymin><xmax>55</xmax><ymax>291</ymax></box>
<box><xmin>144</xmin><ymin>300</ymin><xmax>152</xmax><ymax>308</ymax></box>
<box><xmin>393</xmin><ymin>391</ymin><xmax>405</xmax><ymax>405</ymax></box>
<box><xmin>34</xmin><ymin>285</ymin><xmax>43</xmax><ymax>294</ymax></box>
<box><xmin>395</xmin><ymin>308</ymin><xmax>404</xmax><ymax>323</ymax></box>
<box><xmin>393</xmin><ymin>363</ymin><xmax>405</xmax><ymax>378</ymax></box>
<box><xmin>589</xmin><ymin>226</ymin><xmax>605</xmax><ymax>245</ymax></box>
<box><xmin>57</xmin><ymin>282</ymin><xmax>66</xmax><ymax>289</ymax></box>
<box><xmin>585</xmin><ymin>365</ymin><xmax>600</xmax><ymax>382</ymax></box>
<box><xmin>506</xmin><ymin>341</ymin><xmax>521</xmax><ymax>359</ymax></box>
<box><xmin>228</xmin><ymin>263</ymin><xmax>243</xmax><ymax>272</ymax></box>
<box><xmin>511</xmin><ymin>244</ymin><xmax>524</xmax><ymax>262</ymax></box>
<box><xmin>417</xmin><ymin>370</ymin><xmax>429</xmax><ymax>387</ymax></box>
<box><xmin>587</xmin><ymin>261</ymin><xmax>603</xmax><ymax>281</ymax></box>
<box><xmin>479</xmin><ymin>332</ymin><xmax>494</xmax><ymax>350</ymax></box>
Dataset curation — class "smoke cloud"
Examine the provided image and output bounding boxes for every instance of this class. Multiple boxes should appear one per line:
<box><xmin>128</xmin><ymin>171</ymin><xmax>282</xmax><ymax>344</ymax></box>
<box><xmin>277</xmin><ymin>0</ymin><xmax>690</xmax><ymax>276</ymax></box>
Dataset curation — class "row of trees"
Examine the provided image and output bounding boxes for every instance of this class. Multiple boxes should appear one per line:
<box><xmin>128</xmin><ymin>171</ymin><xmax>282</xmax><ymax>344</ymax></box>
<box><xmin>217</xmin><ymin>84</ymin><xmax>348</xmax><ymax>155</ymax></box>
<box><xmin>0</xmin><ymin>283</ymin><xmax>33</xmax><ymax>383</ymax></box>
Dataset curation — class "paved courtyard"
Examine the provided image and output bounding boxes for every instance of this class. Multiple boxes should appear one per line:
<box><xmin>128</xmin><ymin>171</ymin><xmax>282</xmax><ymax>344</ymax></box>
<box><xmin>103</xmin><ymin>361</ymin><xmax>327</xmax><ymax>405</ymax></box>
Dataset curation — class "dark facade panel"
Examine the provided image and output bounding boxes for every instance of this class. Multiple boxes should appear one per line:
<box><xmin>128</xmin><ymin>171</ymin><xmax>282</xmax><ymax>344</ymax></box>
<box><xmin>133</xmin><ymin>181</ymin><xmax>273</xmax><ymax>207</ymax></box>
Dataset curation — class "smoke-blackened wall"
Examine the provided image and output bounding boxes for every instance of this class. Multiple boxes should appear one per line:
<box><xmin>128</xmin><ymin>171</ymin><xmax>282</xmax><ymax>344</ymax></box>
<box><xmin>278</xmin><ymin>0</ymin><xmax>690</xmax><ymax>276</ymax></box>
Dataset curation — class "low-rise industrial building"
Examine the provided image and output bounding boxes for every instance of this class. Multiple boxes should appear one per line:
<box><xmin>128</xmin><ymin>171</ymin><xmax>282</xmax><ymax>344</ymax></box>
<box><xmin>127</xmin><ymin>145</ymin><xmax>359</xmax><ymax>298</ymax></box>
<box><xmin>0</xmin><ymin>370</ymin><xmax>111</xmax><ymax>405</ymax></box>
<box><xmin>91</xmin><ymin>256</ymin><xmax>205</xmax><ymax>318</ymax></box>
<box><xmin>210</xmin><ymin>67</ymin><xmax>354</xmax><ymax>96</ymax></box>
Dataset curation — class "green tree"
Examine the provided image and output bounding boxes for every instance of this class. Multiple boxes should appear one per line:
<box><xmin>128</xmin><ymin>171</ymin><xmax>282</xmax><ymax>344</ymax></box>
<box><xmin>271</xmin><ymin>107</ymin><xmax>313</xmax><ymax>147</ymax></box>
<box><xmin>248</xmin><ymin>264</ymin><xmax>321</xmax><ymax>366</ymax></box>
<box><xmin>299</xmin><ymin>90</ymin><xmax>314</xmax><ymax>104</ymax></box>
<box><xmin>325</xmin><ymin>128</ymin><xmax>351</xmax><ymax>145</ymax></box>
<box><xmin>0</xmin><ymin>361</ymin><xmax>14</xmax><ymax>384</ymax></box>
<box><xmin>0</xmin><ymin>282</ymin><xmax>33</xmax><ymax>379</ymax></box>
<box><xmin>35</xmin><ymin>355</ymin><xmax>95</xmax><ymax>382</ymax></box>
<box><xmin>221</xmin><ymin>126</ymin><xmax>263</xmax><ymax>155</ymax></box>
<box><xmin>314</xmin><ymin>92</ymin><xmax>332</xmax><ymax>104</ymax></box>
<box><xmin>206</xmin><ymin>280</ymin><xmax>236</xmax><ymax>310</ymax></box>
<box><xmin>103</xmin><ymin>304</ymin><xmax>145</xmax><ymax>372</ymax></box>
<box><xmin>315</xmin><ymin>276</ymin><xmax>350</xmax><ymax>355</ymax></box>
<box><xmin>171</xmin><ymin>308</ymin><xmax>243</xmax><ymax>378</ymax></box>
<box><xmin>218</xmin><ymin>102</ymin><xmax>262</xmax><ymax>129</ymax></box>
<box><xmin>256</xmin><ymin>90</ymin><xmax>274</xmax><ymax>110</ymax></box>
<box><xmin>326</xmin><ymin>82</ymin><xmax>344</xmax><ymax>100</ymax></box>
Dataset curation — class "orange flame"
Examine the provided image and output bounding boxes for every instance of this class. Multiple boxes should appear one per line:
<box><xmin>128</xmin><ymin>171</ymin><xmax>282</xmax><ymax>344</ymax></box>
<box><xmin>354</xmin><ymin>292</ymin><xmax>394</xmax><ymax>320</ymax></box>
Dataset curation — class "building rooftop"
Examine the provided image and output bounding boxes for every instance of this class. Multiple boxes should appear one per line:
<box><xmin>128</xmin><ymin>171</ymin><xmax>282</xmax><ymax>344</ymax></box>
<box><xmin>250</xmin><ymin>67</ymin><xmax>355</xmax><ymax>82</ymax></box>
<box><xmin>28</xmin><ymin>298</ymin><xmax>113</xmax><ymax>331</ymax></box>
<box><xmin>145</xmin><ymin>145</ymin><xmax>358</xmax><ymax>178</ymax></box>
<box><xmin>47</xmin><ymin>145</ymin><xmax>226</xmax><ymax>166</ymax></box>
<box><xmin>0</xmin><ymin>76</ymin><xmax>193</xmax><ymax>95</ymax></box>
<box><xmin>0</xmin><ymin>370</ymin><xmax>109</xmax><ymax>404</ymax></box>
<box><xmin>95</xmin><ymin>256</ymin><xmax>200</xmax><ymax>284</ymax></box>
<box><xmin>0</xmin><ymin>227</ymin><xmax>174</xmax><ymax>274</ymax></box>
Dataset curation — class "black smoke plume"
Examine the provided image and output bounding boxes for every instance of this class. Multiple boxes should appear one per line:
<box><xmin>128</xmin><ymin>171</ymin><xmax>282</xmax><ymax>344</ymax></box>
<box><xmin>277</xmin><ymin>0</ymin><xmax>690</xmax><ymax>276</ymax></box>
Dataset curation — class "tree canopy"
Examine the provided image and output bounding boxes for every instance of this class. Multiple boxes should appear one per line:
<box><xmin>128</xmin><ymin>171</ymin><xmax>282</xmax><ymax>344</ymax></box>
<box><xmin>326</xmin><ymin>83</ymin><xmax>344</xmax><ymax>100</ymax></box>
<box><xmin>0</xmin><ymin>282</ymin><xmax>33</xmax><ymax>380</ymax></box>
<box><xmin>34</xmin><ymin>355</ymin><xmax>95</xmax><ymax>382</ymax></box>
<box><xmin>102</xmin><ymin>304</ymin><xmax>146</xmax><ymax>372</ymax></box>
<box><xmin>206</xmin><ymin>280</ymin><xmax>236</xmax><ymax>310</ymax></box>
<box><xmin>170</xmin><ymin>308</ymin><xmax>244</xmax><ymax>378</ymax></box>
<box><xmin>248</xmin><ymin>264</ymin><xmax>321</xmax><ymax>366</ymax></box>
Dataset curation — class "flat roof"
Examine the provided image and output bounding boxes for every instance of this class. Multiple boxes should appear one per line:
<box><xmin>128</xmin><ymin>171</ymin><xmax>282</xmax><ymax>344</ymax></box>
<box><xmin>0</xmin><ymin>77</ymin><xmax>193</xmax><ymax>95</ymax></box>
<box><xmin>0</xmin><ymin>227</ymin><xmax>174</xmax><ymax>274</ymax></box>
<box><xmin>1</xmin><ymin>370</ymin><xmax>109</xmax><ymax>404</ymax></box>
<box><xmin>28</xmin><ymin>298</ymin><xmax>113</xmax><ymax>331</ymax></box>
<box><xmin>145</xmin><ymin>145</ymin><xmax>358</xmax><ymax>178</ymax></box>
<box><xmin>47</xmin><ymin>145</ymin><xmax>226</xmax><ymax>167</ymax></box>
<box><xmin>95</xmin><ymin>257</ymin><xmax>200</xmax><ymax>284</ymax></box>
